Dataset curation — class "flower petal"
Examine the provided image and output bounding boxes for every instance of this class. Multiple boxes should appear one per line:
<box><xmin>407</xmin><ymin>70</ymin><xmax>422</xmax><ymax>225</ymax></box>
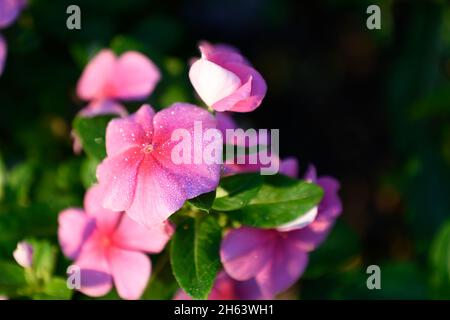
<box><xmin>125</xmin><ymin>157</ymin><xmax>188</xmax><ymax>228</ymax></box>
<box><xmin>220</xmin><ymin>227</ymin><xmax>275</xmax><ymax>281</ymax></box>
<box><xmin>74</xmin><ymin>237</ymin><xmax>113</xmax><ymax>297</ymax></box>
<box><xmin>0</xmin><ymin>0</ymin><xmax>26</xmax><ymax>28</ymax></box>
<box><xmin>83</xmin><ymin>185</ymin><xmax>123</xmax><ymax>233</ymax></box>
<box><xmin>77</xmin><ymin>50</ymin><xmax>116</xmax><ymax>101</ymax></box>
<box><xmin>78</xmin><ymin>99</ymin><xmax>127</xmax><ymax>118</ymax></box>
<box><xmin>108</xmin><ymin>247</ymin><xmax>151</xmax><ymax>300</ymax></box>
<box><xmin>113</xmin><ymin>217</ymin><xmax>174</xmax><ymax>253</ymax></box>
<box><xmin>128</xmin><ymin>104</ymin><xmax>155</xmax><ymax>139</ymax></box>
<box><xmin>96</xmin><ymin>147</ymin><xmax>144</xmax><ymax>213</ymax></box>
<box><xmin>279</xmin><ymin>157</ymin><xmax>299</xmax><ymax>178</ymax></box>
<box><xmin>58</xmin><ymin>208</ymin><xmax>95</xmax><ymax>259</ymax></box>
<box><xmin>105</xmin><ymin>117</ymin><xmax>146</xmax><ymax>157</ymax></box>
<box><xmin>152</xmin><ymin>103</ymin><xmax>221</xmax><ymax>197</ymax></box>
<box><xmin>215</xmin><ymin>62</ymin><xmax>267</xmax><ymax>112</ymax></box>
<box><xmin>0</xmin><ymin>35</ymin><xmax>6</xmax><ymax>76</ymax></box>
<box><xmin>255</xmin><ymin>239</ymin><xmax>308</xmax><ymax>297</ymax></box>
<box><xmin>189</xmin><ymin>59</ymin><xmax>242</xmax><ymax>106</ymax></box>
<box><xmin>110</xmin><ymin>52</ymin><xmax>160</xmax><ymax>100</ymax></box>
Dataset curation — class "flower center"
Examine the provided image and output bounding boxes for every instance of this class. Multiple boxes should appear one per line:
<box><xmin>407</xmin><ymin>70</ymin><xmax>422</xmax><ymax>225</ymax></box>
<box><xmin>100</xmin><ymin>235</ymin><xmax>112</xmax><ymax>248</ymax></box>
<box><xmin>142</xmin><ymin>144</ymin><xmax>154</xmax><ymax>154</ymax></box>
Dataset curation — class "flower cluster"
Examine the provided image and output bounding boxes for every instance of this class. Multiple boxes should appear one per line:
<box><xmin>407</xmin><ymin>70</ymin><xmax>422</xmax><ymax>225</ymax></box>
<box><xmin>57</xmin><ymin>41</ymin><xmax>342</xmax><ymax>300</ymax></box>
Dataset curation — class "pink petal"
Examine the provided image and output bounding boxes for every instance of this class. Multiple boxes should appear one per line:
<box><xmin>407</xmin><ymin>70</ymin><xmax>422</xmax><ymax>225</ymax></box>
<box><xmin>151</xmin><ymin>104</ymin><xmax>222</xmax><ymax>197</ymax></box>
<box><xmin>215</xmin><ymin>62</ymin><xmax>267</xmax><ymax>112</ymax></box>
<box><xmin>108</xmin><ymin>247</ymin><xmax>151</xmax><ymax>300</ymax></box>
<box><xmin>0</xmin><ymin>0</ymin><xmax>26</xmax><ymax>29</ymax></box>
<box><xmin>125</xmin><ymin>157</ymin><xmax>189</xmax><ymax>228</ymax></box>
<box><xmin>113</xmin><ymin>217</ymin><xmax>174</xmax><ymax>253</ymax></box>
<box><xmin>216</xmin><ymin>112</ymin><xmax>237</xmax><ymax>136</ymax></box>
<box><xmin>279</xmin><ymin>157</ymin><xmax>299</xmax><ymax>178</ymax></box>
<box><xmin>189</xmin><ymin>59</ymin><xmax>242</xmax><ymax>106</ymax></box>
<box><xmin>77</xmin><ymin>50</ymin><xmax>116</xmax><ymax>101</ymax></box>
<box><xmin>96</xmin><ymin>147</ymin><xmax>144</xmax><ymax>213</ymax></box>
<box><xmin>83</xmin><ymin>185</ymin><xmax>122</xmax><ymax>233</ymax></box>
<box><xmin>211</xmin><ymin>76</ymin><xmax>252</xmax><ymax>112</ymax></box>
<box><xmin>198</xmin><ymin>41</ymin><xmax>250</xmax><ymax>66</ymax></box>
<box><xmin>109</xmin><ymin>51</ymin><xmax>160</xmax><ymax>100</ymax></box>
<box><xmin>287</xmin><ymin>224</ymin><xmax>333</xmax><ymax>252</ymax></box>
<box><xmin>254</xmin><ymin>239</ymin><xmax>308</xmax><ymax>297</ymax></box>
<box><xmin>317</xmin><ymin>176</ymin><xmax>342</xmax><ymax>221</ymax></box>
<box><xmin>304</xmin><ymin>164</ymin><xmax>317</xmax><ymax>182</ymax></box>
<box><xmin>78</xmin><ymin>99</ymin><xmax>127</xmax><ymax>118</ymax></box>
<box><xmin>74</xmin><ymin>237</ymin><xmax>113</xmax><ymax>297</ymax></box>
<box><xmin>128</xmin><ymin>104</ymin><xmax>155</xmax><ymax>140</ymax></box>
<box><xmin>58</xmin><ymin>208</ymin><xmax>95</xmax><ymax>259</ymax></box>
<box><xmin>220</xmin><ymin>227</ymin><xmax>275</xmax><ymax>281</ymax></box>
<box><xmin>0</xmin><ymin>35</ymin><xmax>6</xmax><ymax>76</ymax></box>
<box><xmin>105</xmin><ymin>117</ymin><xmax>147</xmax><ymax>157</ymax></box>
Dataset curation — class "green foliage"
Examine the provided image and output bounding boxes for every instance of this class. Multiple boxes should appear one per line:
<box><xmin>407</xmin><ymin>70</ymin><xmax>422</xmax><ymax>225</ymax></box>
<box><xmin>170</xmin><ymin>215</ymin><xmax>222</xmax><ymax>300</ymax></box>
<box><xmin>430</xmin><ymin>220</ymin><xmax>450</xmax><ymax>298</ymax></box>
<box><xmin>225</xmin><ymin>174</ymin><xmax>323</xmax><ymax>228</ymax></box>
<box><xmin>72</xmin><ymin>115</ymin><xmax>115</xmax><ymax>161</ymax></box>
<box><xmin>212</xmin><ymin>173</ymin><xmax>263</xmax><ymax>211</ymax></box>
<box><xmin>188</xmin><ymin>191</ymin><xmax>216</xmax><ymax>213</ymax></box>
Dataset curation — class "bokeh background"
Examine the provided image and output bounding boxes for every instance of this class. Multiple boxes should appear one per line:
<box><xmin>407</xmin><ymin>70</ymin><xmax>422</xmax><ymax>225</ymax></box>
<box><xmin>1</xmin><ymin>0</ymin><xmax>450</xmax><ymax>299</ymax></box>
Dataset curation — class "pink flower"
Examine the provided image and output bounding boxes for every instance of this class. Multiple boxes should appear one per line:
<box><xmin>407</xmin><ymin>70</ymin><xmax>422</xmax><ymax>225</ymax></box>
<box><xmin>189</xmin><ymin>41</ymin><xmax>267</xmax><ymax>113</ymax></box>
<box><xmin>73</xmin><ymin>49</ymin><xmax>160</xmax><ymax>153</ymax></box>
<box><xmin>220</xmin><ymin>160</ymin><xmax>342</xmax><ymax>297</ymax></box>
<box><xmin>0</xmin><ymin>0</ymin><xmax>26</xmax><ymax>29</ymax></box>
<box><xmin>13</xmin><ymin>241</ymin><xmax>33</xmax><ymax>268</ymax></box>
<box><xmin>58</xmin><ymin>185</ymin><xmax>173</xmax><ymax>300</ymax></box>
<box><xmin>77</xmin><ymin>49</ymin><xmax>160</xmax><ymax>103</ymax></box>
<box><xmin>174</xmin><ymin>271</ymin><xmax>267</xmax><ymax>300</ymax></box>
<box><xmin>0</xmin><ymin>35</ymin><xmax>6</xmax><ymax>76</ymax></box>
<box><xmin>96</xmin><ymin>103</ymin><xmax>222</xmax><ymax>228</ymax></box>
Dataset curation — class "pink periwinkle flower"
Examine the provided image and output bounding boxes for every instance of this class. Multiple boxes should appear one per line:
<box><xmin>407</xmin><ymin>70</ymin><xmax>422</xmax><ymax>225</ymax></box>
<box><xmin>174</xmin><ymin>271</ymin><xmax>267</xmax><ymax>300</ymax></box>
<box><xmin>13</xmin><ymin>241</ymin><xmax>33</xmax><ymax>268</ymax></box>
<box><xmin>77</xmin><ymin>49</ymin><xmax>161</xmax><ymax>105</ymax></box>
<box><xmin>220</xmin><ymin>159</ymin><xmax>342</xmax><ymax>298</ymax></box>
<box><xmin>0</xmin><ymin>0</ymin><xmax>26</xmax><ymax>29</ymax></box>
<box><xmin>96</xmin><ymin>103</ymin><xmax>222</xmax><ymax>228</ymax></box>
<box><xmin>58</xmin><ymin>185</ymin><xmax>174</xmax><ymax>300</ymax></box>
<box><xmin>73</xmin><ymin>49</ymin><xmax>160</xmax><ymax>153</ymax></box>
<box><xmin>189</xmin><ymin>41</ymin><xmax>267</xmax><ymax>113</ymax></box>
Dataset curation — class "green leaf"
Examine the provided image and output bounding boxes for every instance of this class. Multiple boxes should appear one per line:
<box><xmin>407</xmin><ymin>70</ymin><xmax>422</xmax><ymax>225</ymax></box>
<box><xmin>73</xmin><ymin>115</ymin><xmax>115</xmax><ymax>161</ymax></box>
<box><xmin>226</xmin><ymin>174</ymin><xmax>323</xmax><ymax>228</ymax></box>
<box><xmin>212</xmin><ymin>173</ymin><xmax>263</xmax><ymax>211</ymax></box>
<box><xmin>188</xmin><ymin>191</ymin><xmax>216</xmax><ymax>213</ymax></box>
<box><xmin>33</xmin><ymin>277</ymin><xmax>72</xmax><ymax>300</ymax></box>
<box><xmin>0</xmin><ymin>260</ymin><xmax>26</xmax><ymax>296</ymax></box>
<box><xmin>430</xmin><ymin>220</ymin><xmax>450</xmax><ymax>298</ymax></box>
<box><xmin>80</xmin><ymin>157</ymin><xmax>100</xmax><ymax>189</ymax></box>
<box><xmin>170</xmin><ymin>215</ymin><xmax>222</xmax><ymax>300</ymax></box>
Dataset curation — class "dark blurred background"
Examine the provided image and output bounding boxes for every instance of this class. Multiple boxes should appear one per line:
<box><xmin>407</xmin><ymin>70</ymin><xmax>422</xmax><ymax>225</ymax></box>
<box><xmin>1</xmin><ymin>0</ymin><xmax>450</xmax><ymax>299</ymax></box>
